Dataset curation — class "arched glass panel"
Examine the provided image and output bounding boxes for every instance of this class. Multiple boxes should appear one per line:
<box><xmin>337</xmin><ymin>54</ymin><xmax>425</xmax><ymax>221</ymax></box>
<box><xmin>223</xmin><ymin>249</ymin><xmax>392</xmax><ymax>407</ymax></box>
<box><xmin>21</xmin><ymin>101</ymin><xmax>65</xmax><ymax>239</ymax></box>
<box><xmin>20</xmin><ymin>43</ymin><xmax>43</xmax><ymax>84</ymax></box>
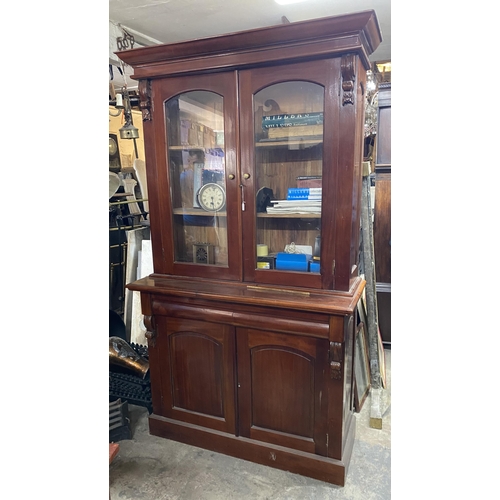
<box><xmin>253</xmin><ymin>81</ymin><xmax>324</xmax><ymax>273</ymax></box>
<box><xmin>165</xmin><ymin>91</ymin><xmax>227</xmax><ymax>266</ymax></box>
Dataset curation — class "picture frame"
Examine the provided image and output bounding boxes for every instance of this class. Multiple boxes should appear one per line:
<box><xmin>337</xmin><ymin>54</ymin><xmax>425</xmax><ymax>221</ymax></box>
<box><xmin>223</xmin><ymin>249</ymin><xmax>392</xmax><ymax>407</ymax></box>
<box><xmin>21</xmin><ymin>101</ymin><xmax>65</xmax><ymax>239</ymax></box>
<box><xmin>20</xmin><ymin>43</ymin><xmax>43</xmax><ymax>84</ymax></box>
<box><xmin>354</xmin><ymin>321</ymin><xmax>371</xmax><ymax>413</ymax></box>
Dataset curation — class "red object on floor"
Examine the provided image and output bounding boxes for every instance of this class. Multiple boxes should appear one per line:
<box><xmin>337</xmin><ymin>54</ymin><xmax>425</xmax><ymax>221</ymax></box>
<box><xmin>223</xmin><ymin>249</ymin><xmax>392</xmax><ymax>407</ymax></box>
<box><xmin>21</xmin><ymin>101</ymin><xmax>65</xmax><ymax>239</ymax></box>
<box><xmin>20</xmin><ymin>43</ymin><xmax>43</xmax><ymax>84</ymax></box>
<box><xmin>109</xmin><ymin>442</ymin><xmax>120</xmax><ymax>464</ymax></box>
<box><xmin>110</xmin><ymin>442</ymin><xmax>120</xmax><ymax>500</ymax></box>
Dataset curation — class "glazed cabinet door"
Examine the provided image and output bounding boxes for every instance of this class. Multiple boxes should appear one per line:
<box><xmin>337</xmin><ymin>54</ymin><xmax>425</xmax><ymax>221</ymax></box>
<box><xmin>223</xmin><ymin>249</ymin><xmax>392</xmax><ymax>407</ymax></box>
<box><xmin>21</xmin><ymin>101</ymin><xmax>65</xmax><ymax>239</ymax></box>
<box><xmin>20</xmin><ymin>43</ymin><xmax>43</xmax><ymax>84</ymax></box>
<box><xmin>150</xmin><ymin>72</ymin><xmax>242</xmax><ymax>280</ymax></box>
<box><xmin>237</xmin><ymin>328</ymin><xmax>329</xmax><ymax>456</ymax></box>
<box><xmin>155</xmin><ymin>316</ymin><xmax>237</xmax><ymax>434</ymax></box>
<box><xmin>239</xmin><ymin>59</ymin><xmax>339</xmax><ymax>290</ymax></box>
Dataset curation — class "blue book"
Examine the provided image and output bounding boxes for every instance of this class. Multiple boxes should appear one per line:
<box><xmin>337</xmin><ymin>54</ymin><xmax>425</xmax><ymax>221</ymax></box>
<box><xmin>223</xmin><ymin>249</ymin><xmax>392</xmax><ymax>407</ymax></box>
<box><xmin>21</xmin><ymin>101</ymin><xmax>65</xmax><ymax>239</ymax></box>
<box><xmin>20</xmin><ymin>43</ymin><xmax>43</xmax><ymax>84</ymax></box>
<box><xmin>287</xmin><ymin>188</ymin><xmax>322</xmax><ymax>200</ymax></box>
<box><xmin>287</xmin><ymin>195</ymin><xmax>322</xmax><ymax>200</ymax></box>
<box><xmin>288</xmin><ymin>188</ymin><xmax>322</xmax><ymax>195</ymax></box>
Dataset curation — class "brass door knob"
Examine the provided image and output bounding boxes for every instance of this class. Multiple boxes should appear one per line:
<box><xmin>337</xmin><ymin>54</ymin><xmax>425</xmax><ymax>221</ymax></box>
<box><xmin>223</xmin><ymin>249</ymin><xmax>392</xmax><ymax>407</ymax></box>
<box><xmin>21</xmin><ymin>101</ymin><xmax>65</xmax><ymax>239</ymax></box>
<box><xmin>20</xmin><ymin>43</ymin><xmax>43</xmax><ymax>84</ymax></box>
<box><xmin>243</xmin><ymin>173</ymin><xmax>251</xmax><ymax>179</ymax></box>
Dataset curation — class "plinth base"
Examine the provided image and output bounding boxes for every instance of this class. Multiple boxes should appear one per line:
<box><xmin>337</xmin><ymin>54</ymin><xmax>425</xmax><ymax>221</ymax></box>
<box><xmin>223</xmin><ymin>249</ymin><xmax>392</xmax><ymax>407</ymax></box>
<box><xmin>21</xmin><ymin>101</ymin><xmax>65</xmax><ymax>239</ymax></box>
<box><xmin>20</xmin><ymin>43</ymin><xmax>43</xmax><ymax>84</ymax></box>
<box><xmin>148</xmin><ymin>412</ymin><xmax>356</xmax><ymax>486</ymax></box>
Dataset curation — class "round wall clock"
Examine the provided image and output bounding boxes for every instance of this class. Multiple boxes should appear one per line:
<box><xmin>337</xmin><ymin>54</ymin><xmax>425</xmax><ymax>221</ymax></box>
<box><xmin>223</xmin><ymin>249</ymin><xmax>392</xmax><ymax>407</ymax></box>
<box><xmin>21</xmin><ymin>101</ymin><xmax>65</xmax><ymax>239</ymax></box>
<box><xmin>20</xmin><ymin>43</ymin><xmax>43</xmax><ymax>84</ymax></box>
<box><xmin>109</xmin><ymin>136</ymin><xmax>118</xmax><ymax>156</ymax></box>
<box><xmin>109</xmin><ymin>134</ymin><xmax>121</xmax><ymax>172</ymax></box>
<box><xmin>197</xmin><ymin>183</ymin><xmax>226</xmax><ymax>212</ymax></box>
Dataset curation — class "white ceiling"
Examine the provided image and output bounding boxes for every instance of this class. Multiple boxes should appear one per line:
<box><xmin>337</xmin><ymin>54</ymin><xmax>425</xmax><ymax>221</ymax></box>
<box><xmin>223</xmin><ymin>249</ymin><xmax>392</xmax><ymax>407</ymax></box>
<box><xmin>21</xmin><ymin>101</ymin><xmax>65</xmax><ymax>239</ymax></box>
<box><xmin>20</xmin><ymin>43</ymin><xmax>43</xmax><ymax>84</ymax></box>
<box><xmin>109</xmin><ymin>0</ymin><xmax>390</xmax><ymax>90</ymax></box>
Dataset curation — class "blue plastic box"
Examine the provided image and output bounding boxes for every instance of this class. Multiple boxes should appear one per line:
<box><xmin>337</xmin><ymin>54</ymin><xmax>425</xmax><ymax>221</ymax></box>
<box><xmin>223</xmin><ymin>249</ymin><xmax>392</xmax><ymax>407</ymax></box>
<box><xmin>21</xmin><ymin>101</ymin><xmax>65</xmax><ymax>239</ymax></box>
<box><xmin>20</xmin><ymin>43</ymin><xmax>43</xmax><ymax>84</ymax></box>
<box><xmin>275</xmin><ymin>252</ymin><xmax>311</xmax><ymax>272</ymax></box>
<box><xmin>309</xmin><ymin>261</ymin><xmax>320</xmax><ymax>273</ymax></box>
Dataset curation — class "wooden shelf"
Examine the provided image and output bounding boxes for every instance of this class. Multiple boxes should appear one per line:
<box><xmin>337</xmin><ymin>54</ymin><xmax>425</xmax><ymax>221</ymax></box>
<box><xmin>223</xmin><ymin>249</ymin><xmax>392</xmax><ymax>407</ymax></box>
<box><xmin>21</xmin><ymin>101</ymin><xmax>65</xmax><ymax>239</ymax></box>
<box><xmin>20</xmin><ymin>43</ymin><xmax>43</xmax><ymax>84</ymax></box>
<box><xmin>174</xmin><ymin>209</ymin><xmax>319</xmax><ymax>218</ymax></box>
<box><xmin>169</xmin><ymin>145</ymin><xmax>223</xmax><ymax>151</ymax></box>
<box><xmin>256</xmin><ymin>137</ymin><xmax>322</xmax><ymax>148</ymax></box>
<box><xmin>168</xmin><ymin>140</ymin><xmax>322</xmax><ymax>150</ymax></box>
<box><xmin>173</xmin><ymin>208</ymin><xmax>226</xmax><ymax>216</ymax></box>
<box><xmin>257</xmin><ymin>212</ymin><xmax>320</xmax><ymax>218</ymax></box>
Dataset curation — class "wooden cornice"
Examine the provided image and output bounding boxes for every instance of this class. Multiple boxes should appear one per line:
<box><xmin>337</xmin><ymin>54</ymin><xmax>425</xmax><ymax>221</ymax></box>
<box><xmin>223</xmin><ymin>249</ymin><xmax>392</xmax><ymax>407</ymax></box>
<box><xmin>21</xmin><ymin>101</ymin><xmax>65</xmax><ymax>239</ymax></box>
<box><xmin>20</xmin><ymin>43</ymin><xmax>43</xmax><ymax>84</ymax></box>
<box><xmin>117</xmin><ymin>10</ymin><xmax>382</xmax><ymax>79</ymax></box>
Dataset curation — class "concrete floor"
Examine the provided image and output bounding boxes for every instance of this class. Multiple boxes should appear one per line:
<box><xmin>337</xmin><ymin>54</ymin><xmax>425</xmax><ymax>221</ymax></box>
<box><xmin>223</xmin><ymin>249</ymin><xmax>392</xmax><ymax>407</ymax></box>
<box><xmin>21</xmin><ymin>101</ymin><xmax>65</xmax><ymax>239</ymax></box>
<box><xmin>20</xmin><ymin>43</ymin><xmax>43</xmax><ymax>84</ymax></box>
<box><xmin>110</xmin><ymin>349</ymin><xmax>391</xmax><ymax>499</ymax></box>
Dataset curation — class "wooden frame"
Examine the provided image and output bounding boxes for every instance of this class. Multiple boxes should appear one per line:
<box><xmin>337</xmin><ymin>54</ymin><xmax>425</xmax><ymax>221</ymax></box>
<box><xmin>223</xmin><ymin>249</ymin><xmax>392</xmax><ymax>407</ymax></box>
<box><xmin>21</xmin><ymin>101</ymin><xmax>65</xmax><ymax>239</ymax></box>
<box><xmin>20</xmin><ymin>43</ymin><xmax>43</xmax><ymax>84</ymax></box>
<box><xmin>354</xmin><ymin>321</ymin><xmax>371</xmax><ymax>412</ymax></box>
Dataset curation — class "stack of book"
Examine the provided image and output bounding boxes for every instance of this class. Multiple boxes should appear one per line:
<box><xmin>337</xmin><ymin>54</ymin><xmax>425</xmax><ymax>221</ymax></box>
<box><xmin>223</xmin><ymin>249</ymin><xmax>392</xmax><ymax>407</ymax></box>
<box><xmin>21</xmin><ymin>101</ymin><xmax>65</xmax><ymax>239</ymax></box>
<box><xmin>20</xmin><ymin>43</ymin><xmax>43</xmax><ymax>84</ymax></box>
<box><xmin>266</xmin><ymin>188</ymin><xmax>322</xmax><ymax>214</ymax></box>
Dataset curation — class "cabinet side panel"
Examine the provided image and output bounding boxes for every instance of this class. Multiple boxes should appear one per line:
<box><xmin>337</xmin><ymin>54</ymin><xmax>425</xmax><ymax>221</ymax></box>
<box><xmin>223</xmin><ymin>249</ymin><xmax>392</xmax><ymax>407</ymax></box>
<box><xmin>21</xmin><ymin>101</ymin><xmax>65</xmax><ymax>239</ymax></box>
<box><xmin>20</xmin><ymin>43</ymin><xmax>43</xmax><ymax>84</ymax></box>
<box><xmin>140</xmin><ymin>80</ymin><xmax>168</xmax><ymax>275</ymax></box>
<box><xmin>327</xmin><ymin>315</ymin><xmax>349</xmax><ymax>459</ymax></box>
<box><xmin>141</xmin><ymin>293</ymin><xmax>163</xmax><ymax>414</ymax></box>
<box><xmin>319</xmin><ymin>58</ymin><xmax>340</xmax><ymax>290</ymax></box>
<box><xmin>349</xmin><ymin>60</ymin><xmax>367</xmax><ymax>284</ymax></box>
<box><xmin>334</xmin><ymin>56</ymin><xmax>357</xmax><ymax>290</ymax></box>
<box><xmin>342</xmin><ymin>314</ymin><xmax>355</xmax><ymax>451</ymax></box>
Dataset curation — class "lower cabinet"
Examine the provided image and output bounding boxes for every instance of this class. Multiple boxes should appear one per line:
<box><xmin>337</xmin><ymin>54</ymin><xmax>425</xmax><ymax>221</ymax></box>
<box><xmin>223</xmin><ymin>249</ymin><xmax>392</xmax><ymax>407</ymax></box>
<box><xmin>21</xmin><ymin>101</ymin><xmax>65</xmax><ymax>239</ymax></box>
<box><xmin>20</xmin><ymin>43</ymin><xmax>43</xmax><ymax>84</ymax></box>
<box><xmin>137</xmin><ymin>284</ymin><xmax>361</xmax><ymax>486</ymax></box>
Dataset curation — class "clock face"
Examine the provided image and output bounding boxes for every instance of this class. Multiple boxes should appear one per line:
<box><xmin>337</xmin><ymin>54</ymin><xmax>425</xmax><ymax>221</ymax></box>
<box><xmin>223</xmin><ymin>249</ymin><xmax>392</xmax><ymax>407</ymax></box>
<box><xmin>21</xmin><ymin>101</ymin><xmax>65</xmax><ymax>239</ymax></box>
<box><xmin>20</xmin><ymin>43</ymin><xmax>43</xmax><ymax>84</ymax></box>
<box><xmin>109</xmin><ymin>137</ymin><xmax>118</xmax><ymax>156</ymax></box>
<box><xmin>197</xmin><ymin>183</ymin><xmax>226</xmax><ymax>212</ymax></box>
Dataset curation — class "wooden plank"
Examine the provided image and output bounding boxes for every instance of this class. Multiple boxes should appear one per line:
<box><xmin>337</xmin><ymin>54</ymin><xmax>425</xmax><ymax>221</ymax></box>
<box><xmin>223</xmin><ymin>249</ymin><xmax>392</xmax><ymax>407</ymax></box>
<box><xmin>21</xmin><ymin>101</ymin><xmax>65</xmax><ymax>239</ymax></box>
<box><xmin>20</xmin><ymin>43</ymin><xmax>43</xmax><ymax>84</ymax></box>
<box><xmin>360</xmin><ymin>171</ymin><xmax>382</xmax><ymax>428</ymax></box>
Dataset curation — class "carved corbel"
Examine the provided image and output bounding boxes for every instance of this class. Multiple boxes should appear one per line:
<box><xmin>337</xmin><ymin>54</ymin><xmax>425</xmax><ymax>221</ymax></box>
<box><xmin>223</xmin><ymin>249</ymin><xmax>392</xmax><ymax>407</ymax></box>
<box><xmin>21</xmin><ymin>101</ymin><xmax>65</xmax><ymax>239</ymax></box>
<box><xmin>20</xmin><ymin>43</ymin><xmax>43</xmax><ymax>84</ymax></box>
<box><xmin>341</xmin><ymin>54</ymin><xmax>356</xmax><ymax>106</ymax></box>
<box><xmin>329</xmin><ymin>341</ymin><xmax>343</xmax><ymax>380</ymax></box>
<box><xmin>138</xmin><ymin>80</ymin><xmax>152</xmax><ymax>121</ymax></box>
<box><xmin>143</xmin><ymin>315</ymin><xmax>157</xmax><ymax>347</ymax></box>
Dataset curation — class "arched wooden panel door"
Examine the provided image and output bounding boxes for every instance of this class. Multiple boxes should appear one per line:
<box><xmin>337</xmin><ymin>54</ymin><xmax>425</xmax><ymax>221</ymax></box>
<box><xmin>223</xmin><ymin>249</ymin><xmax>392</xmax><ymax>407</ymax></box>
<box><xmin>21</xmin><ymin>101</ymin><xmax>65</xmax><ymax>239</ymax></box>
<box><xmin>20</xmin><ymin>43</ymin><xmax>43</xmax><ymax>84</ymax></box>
<box><xmin>237</xmin><ymin>328</ymin><xmax>329</xmax><ymax>456</ymax></box>
<box><xmin>156</xmin><ymin>316</ymin><xmax>236</xmax><ymax>434</ymax></box>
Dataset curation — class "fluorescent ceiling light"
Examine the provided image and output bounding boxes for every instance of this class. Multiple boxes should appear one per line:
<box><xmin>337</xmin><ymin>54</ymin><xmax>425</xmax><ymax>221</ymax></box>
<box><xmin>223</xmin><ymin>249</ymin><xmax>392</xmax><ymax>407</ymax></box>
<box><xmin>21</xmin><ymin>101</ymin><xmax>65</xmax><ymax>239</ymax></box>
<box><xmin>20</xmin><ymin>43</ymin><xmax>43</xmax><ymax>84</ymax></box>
<box><xmin>275</xmin><ymin>0</ymin><xmax>309</xmax><ymax>5</ymax></box>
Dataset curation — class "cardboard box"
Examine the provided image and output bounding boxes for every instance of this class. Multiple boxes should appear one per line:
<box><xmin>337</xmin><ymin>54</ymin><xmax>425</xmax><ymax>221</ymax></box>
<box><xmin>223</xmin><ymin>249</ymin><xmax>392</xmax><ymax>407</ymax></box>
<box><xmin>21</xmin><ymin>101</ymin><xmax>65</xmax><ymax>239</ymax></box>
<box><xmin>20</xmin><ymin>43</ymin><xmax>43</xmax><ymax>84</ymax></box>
<box><xmin>297</xmin><ymin>177</ymin><xmax>322</xmax><ymax>188</ymax></box>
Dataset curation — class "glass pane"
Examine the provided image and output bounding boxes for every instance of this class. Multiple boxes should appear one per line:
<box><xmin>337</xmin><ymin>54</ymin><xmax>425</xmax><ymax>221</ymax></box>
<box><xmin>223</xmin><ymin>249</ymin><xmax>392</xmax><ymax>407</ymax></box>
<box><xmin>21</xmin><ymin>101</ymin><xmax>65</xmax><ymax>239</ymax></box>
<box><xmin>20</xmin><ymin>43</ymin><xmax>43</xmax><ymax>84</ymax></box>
<box><xmin>254</xmin><ymin>82</ymin><xmax>323</xmax><ymax>273</ymax></box>
<box><xmin>165</xmin><ymin>91</ymin><xmax>228</xmax><ymax>266</ymax></box>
